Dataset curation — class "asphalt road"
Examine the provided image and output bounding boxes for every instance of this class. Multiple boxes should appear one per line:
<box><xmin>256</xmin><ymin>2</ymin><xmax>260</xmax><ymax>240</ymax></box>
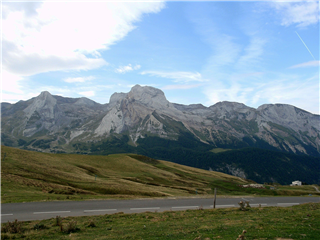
<box><xmin>1</xmin><ymin>196</ymin><xmax>319</xmax><ymax>222</ymax></box>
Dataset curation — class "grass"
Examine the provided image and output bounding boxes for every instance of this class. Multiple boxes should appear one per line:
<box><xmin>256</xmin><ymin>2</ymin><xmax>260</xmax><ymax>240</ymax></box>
<box><xmin>209</xmin><ymin>180</ymin><xmax>320</xmax><ymax>197</ymax></box>
<box><xmin>1</xmin><ymin>202</ymin><xmax>320</xmax><ymax>239</ymax></box>
<box><xmin>1</xmin><ymin>146</ymin><xmax>249</xmax><ymax>203</ymax></box>
<box><xmin>1</xmin><ymin>146</ymin><xmax>319</xmax><ymax>204</ymax></box>
<box><xmin>210</xmin><ymin>148</ymin><xmax>232</xmax><ymax>153</ymax></box>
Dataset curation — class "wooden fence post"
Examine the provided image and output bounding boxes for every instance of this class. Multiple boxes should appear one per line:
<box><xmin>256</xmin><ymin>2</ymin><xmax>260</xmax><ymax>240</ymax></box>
<box><xmin>213</xmin><ymin>188</ymin><xmax>217</xmax><ymax>208</ymax></box>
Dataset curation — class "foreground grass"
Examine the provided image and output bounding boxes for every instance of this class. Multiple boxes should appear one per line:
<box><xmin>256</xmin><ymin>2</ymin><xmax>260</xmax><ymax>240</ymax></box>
<box><xmin>2</xmin><ymin>203</ymin><xmax>319</xmax><ymax>239</ymax></box>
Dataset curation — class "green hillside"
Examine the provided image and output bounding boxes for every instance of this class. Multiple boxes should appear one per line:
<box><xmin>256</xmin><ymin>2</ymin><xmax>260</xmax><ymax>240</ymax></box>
<box><xmin>1</xmin><ymin>146</ymin><xmax>245</xmax><ymax>203</ymax></box>
<box><xmin>1</xmin><ymin>146</ymin><xmax>319</xmax><ymax>203</ymax></box>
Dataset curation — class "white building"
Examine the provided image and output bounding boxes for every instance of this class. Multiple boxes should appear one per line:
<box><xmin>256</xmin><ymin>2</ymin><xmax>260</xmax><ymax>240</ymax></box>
<box><xmin>290</xmin><ymin>180</ymin><xmax>302</xmax><ymax>186</ymax></box>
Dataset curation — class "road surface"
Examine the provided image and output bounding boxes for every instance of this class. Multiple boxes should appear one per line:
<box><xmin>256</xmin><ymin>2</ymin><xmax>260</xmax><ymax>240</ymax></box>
<box><xmin>1</xmin><ymin>196</ymin><xmax>319</xmax><ymax>222</ymax></box>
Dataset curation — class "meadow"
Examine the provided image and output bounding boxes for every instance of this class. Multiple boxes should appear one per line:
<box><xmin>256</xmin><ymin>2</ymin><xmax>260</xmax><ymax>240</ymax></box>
<box><xmin>1</xmin><ymin>202</ymin><xmax>319</xmax><ymax>239</ymax></box>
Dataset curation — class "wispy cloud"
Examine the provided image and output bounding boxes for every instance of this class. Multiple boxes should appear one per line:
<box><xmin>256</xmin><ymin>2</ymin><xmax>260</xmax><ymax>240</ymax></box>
<box><xmin>203</xmin><ymin>81</ymin><xmax>254</xmax><ymax>107</ymax></box>
<box><xmin>141</xmin><ymin>71</ymin><xmax>207</xmax><ymax>83</ymax></box>
<box><xmin>251</xmin><ymin>74</ymin><xmax>319</xmax><ymax>114</ymax></box>
<box><xmin>63</xmin><ymin>76</ymin><xmax>95</xmax><ymax>83</ymax></box>
<box><xmin>79</xmin><ymin>91</ymin><xmax>95</xmax><ymax>98</ymax></box>
<box><xmin>115</xmin><ymin>64</ymin><xmax>141</xmax><ymax>74</ymax></box>
<box><xmin>235</xmin><ymin>37</ymin><xmax>266</xmax><ymax>71</ymax></box>
<box><xmin>289</xmin><ymin>60</ymin><xmax>320</xmax><ymax>69</ymax></box>
<box><xmin>269</xmin><ymin>1</ymin><xmax>319</xmax><ymax>27</ymax></box>
<box><xmin>187</xmin><ymin>3</ymin><xmax>270</xmax><ymax>108</ymax></box>
<box><xmin>203</xmin><ymin>72</ymin><xmax>319</xmax><ymax>114</ymax></box>
<box><xmin>230</xmin><ymin>72</ymin><xmax>265</xmax><ymax>81</ymax></box>
<box><xmin>162</xmin><ymin>84</ymin><xmax>203</xmax><ymax>90</ymax></box>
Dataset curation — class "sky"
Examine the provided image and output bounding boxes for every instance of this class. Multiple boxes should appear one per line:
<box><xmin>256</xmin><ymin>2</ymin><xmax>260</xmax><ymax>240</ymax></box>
<box><xmin>1</xmin><ymin>0</ymin><xmax>319</xmax><ymax>114</ymax></box>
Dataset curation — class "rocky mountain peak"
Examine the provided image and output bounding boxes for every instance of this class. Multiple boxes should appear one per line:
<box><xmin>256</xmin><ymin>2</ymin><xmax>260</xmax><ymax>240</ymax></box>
<box><xmin>209</xmin><ymin>101</ymin><xmax>253</xmax><ymax>117</ymax></box>
<box><xmin>211</xmin><ymin>101</ymin><xmax>248</xmax><ymax>110</ymax></box>
<box><xmin>24</xmin><ymin>91</ymin><xmax>57</xmax><ymax>118</ymax></box>
<box><xmin>256</xmin><ymin>103</ymin><xmax>320</xmax><ymax>133</ymax></box>
<box><xmin>257</xmin><ymin>103</ymin><xmax>305</xmax><ymax>122</ymax></box>
<box><xmin>109</xmin><ymin>92</ymin><xmax>127</xmax><ymax>105</ymax></box>
<box><xmin>38</xmin><ymin>91</ymin><xmax>52</xmax><ymax>99</ymax></box>
<box><xmin>108</xmin><ymin>85</ymin><xmax>166</xmax><ymax>106</ymax></box>
<box><xmin>126</xmin><ymin>85</ymin><xmax>171</xmax><ymax>110</ymax></box>
<box><xmin>74</xmin><ymin>97</ymin><xmax>96</xmax><ymax>107</ymax></box>
<box><xmin>128</xmin><ymin>85</ymin><xmax>165</xmax><ymax>99</ymax></box>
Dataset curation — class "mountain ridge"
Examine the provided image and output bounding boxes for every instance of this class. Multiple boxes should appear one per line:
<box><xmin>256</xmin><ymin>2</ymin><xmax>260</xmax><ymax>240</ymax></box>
<box><xmin>1</xmin><ymin>85</ymin><xmax>319</xmax><ymax>157</ymax></box>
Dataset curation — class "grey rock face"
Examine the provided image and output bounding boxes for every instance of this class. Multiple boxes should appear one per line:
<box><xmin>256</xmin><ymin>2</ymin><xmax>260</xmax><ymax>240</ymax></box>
<box><xmin>24</xmin><ymin>91</ymin><xmax>57</xmax><ymax>118</ymax></box>
<box><xmin>1</xmin><ymin>85</ymin><xmax>319</xmax><ymax>156</ymax></box>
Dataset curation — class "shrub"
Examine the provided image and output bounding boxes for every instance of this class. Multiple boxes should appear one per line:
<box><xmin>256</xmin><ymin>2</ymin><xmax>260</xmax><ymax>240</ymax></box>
<box><xmin>65</xmin><ymin>221</ymin><xmax>80</xmax><ymax>233</ymax></box>
<box><xmin>33</xmin><ymin>223</ymin><xmax>48</xmax><ymax>230</ymax></box>
<box><xmin>1</xmin><ymin>234</ymin><xmax>10</xmax><ymax>239</ymax></box>
<box><xmin>1</xmin><ymin>219</ymin><xmax>23</xmax><ymax>234</ymax></box>
<box><xmin>236</xmin><ymin>230</ymin><xmax>247</xmax><ymax>240</ymax></box>
<box><xmin>87</xmin><ymin>220</ymin><xmax>97</xmax><ymax>228</ymax></box>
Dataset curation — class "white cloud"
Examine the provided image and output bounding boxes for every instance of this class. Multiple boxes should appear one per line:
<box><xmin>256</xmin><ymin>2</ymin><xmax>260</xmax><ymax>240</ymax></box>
<box><xmin>1</xmin><ymin>92</ymin><xmax>24</xmax><ymax>104</ymax></box>
<box><xmin>289</xmin><ymin>60</ymin><xmax>320</xmax><ymax>69</ymax></box>
<box><xmin>2</xmin><ymin>1</ymin><xmax>165</xmax><ymax>97</ymax></box>
<box><xmin>270</xmin><ymin>1</ymin><xmax>319</xmax><ymax>27</ymax></box>
<box><xmin>64</xmin><ymin>76</ymin><xmax>95</xmax><ymax>83</ymax></box>
<box><xmin>2</xmin><ymin>46</ymin><xmax>107</xmax><ymax>76</ymax></box>
<box><xmin>141</xmin><ymin>71</ymin><xmax>206</xmax><ymax>83</ymax></box>
<box><xmin>115</xmin><ymin>64</ymin><xmax>141</xmax><ymax>73</ymax></box>
<box><xmin>1</xmin><ymin>71</ymin><xmax>25</xmax><ymax>95</ymax></box>
<box><xmin>79</xmin><ymin>91</ymin><xmax>95</xmax><ymax>98</ymax></box>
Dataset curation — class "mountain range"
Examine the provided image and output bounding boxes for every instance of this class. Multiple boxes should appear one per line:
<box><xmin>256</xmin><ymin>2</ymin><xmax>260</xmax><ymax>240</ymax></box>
<box><xmin>1</xmin><ymin>85</ymin><xmax>319</xmax><ymax>184</ymax></box>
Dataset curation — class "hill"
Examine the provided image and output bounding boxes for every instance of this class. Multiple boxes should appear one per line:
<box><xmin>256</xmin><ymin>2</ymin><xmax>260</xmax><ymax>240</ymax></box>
<box><xmin>2</xmin><ymin>146</ymin><xmax>318</xmax><ymax>203</ymax></box>
<box><xmin>1</xmin><ymin>146</ymin><xmax>247</xmax><ymax>203</ymax></box>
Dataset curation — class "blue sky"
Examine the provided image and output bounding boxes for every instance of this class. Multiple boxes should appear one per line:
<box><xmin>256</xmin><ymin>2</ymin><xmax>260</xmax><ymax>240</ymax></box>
<box><xmin>2</xmin><ymin>0</ymin><xmax>319</xmax><ymax>114</ymax></box>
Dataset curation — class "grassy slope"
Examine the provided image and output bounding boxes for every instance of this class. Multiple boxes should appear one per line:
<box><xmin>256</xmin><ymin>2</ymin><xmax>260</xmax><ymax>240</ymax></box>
<box><xmin>1</xmin><ymin>146</ymin><xmax>248</xmax><ymax>203</ymax></box>
<box><xmin>1</xmin><ymin>146</ymin><xmax>319</xmax><ymax>203</ymax></box>
<box><xmin>1</xmin><ymin>203</ymin><xmax>320</xmax><ymax>239</ymax></box>
<box><xmin>210</xmin><ymin>148</ymin><xmax>232</xmax><ymax>153</ymax></box>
